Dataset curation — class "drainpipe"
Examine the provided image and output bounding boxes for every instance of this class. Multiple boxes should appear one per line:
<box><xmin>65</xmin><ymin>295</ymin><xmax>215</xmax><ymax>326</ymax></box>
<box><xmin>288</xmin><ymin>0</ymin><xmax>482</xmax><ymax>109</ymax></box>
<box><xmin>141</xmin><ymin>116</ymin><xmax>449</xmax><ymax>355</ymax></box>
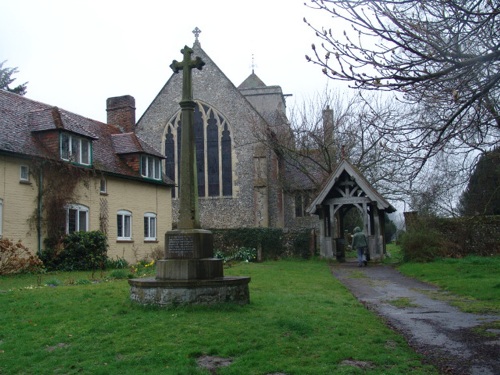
<box><xmin>37</xmin><ymin>169</ymin><xmax>43</xmax><ymax>256</ymax></box>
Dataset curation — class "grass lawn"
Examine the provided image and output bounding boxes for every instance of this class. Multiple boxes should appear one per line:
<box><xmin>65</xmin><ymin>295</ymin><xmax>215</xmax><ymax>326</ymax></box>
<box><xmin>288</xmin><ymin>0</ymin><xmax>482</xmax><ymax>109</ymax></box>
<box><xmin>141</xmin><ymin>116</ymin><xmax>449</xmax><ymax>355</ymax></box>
<box><xmin>397</xmin><ymin>255</ymin><xmax>500</xmax><ymax>314</ymax></box>
<box><xmin>0</xmin><ymin>259</ymin><xmax>438</xmax><ymax>374</ymax></box>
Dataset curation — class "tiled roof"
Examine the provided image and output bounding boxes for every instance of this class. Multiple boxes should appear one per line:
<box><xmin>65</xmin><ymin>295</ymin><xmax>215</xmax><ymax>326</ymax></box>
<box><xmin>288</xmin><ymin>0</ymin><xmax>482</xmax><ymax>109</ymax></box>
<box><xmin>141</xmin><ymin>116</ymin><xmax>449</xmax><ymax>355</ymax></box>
<box><xmin>0</xmin><ymin>90</ymin><xmax>172</xmax><ymax>185</ymax></box>
<box><xmin>111</xmin><ymin>132</ymin><xmax>164</xmax><ymax>158</ymax></box>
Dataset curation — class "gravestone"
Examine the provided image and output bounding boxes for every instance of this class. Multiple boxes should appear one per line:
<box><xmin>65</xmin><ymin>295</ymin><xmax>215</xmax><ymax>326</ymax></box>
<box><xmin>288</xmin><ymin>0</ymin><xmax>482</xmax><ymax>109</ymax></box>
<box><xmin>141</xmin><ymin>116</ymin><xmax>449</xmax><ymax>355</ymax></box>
<box><xmin>129</xmin><ymin>29</ymin><xmax>250</xmax><ymax>306</ymax></box>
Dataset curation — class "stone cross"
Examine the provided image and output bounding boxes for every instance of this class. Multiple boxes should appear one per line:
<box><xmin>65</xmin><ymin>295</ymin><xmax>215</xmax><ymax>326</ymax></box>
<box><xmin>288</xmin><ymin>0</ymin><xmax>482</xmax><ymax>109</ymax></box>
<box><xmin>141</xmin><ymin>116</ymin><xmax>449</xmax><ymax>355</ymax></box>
<box><xmin>170</xmin><ymin>46</ymin><xmax>205</xmax><ymax>229</ymax></box>
<box><xmin>170</xmin><ymin>46</ymin><xmax>205</xmax><ymax>102</ymax></box>
<box><xmin>193</xmin><ymin>27</ymin><xmax>201</xmax><ymax>41</ymax></box>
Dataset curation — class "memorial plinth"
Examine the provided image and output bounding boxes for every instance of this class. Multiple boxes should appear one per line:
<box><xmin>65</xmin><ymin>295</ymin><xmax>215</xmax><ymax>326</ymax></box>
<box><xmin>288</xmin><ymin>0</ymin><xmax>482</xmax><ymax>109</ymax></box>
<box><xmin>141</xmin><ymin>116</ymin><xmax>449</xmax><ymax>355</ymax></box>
<box><xmin>129</xmin><ymin>33</ymin><xmax>250</xmax><ymax>307</ymax></box>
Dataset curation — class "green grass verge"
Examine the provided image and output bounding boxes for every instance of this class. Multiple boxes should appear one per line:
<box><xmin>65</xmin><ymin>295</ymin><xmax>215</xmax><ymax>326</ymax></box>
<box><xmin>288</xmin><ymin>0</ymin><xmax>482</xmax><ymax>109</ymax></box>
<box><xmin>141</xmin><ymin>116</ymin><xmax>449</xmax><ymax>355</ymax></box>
<box><xmin>0</xmin><ymin>259</ymin><xmax>437</xmax><ymax>374</ymax></box>
<box><xmin>397</xmin><ymin>255</ymin><xmax>500</xmax><ymax>314</ymax></box>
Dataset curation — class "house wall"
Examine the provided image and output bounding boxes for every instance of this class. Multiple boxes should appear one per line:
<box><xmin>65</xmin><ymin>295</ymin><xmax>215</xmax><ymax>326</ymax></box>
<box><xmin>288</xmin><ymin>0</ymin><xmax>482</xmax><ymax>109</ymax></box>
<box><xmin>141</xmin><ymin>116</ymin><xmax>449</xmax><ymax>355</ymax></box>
<box><xmin>0</xmin><ymin>154</ymin><xmax>172</xmax><ymax>265</ymax></box>
<box><xmin>97</xmin><ymin>176</ymin><xmax>171</xmax><ymax>263</ymax></box>
<box><xmin>0</xmin><ymin>156</ymin><xmax>39</xmax><ymax>248</ymax></box>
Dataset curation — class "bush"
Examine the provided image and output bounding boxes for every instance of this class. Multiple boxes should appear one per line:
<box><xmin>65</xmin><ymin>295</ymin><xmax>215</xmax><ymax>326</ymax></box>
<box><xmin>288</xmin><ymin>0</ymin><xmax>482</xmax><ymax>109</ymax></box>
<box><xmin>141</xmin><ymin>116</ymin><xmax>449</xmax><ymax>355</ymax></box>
<box><xmin>106</xmin><ymin>256</ymin><xmax>129</xmax><ymax>269</ymax></box>
<box><xmin>400</xmin><ymin>221</ymin><xmax>445</xmax><ymax>262</ymax></box>
<box><xmin>215</xmin><ymin>247</ymin><xmax>257</xmax><ymax>263</ymax></box>
<box><xmin>0</xmin><ymin>238</ymin><xmax>44</xmax><ymax>275</ymax></box>
<box><xmin>211</xmin><ymin>228</ymin><xmax>317</xmax><ymax>260</ymax></box>
<box><xmin>108</xmin><ymin>269</ymin><xmax>131</xmax><ymax>279</ymax></box>
<box><xmin>40</xmin><ymin>231</ymin><xmax>108</xmax><ymax>271</ymax></box>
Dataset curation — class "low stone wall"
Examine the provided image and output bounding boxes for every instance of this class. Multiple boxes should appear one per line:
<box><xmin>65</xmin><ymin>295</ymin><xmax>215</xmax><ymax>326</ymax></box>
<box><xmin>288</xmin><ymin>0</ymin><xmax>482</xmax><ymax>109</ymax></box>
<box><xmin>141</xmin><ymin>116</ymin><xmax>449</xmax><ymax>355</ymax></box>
<box><xmin>430</xmin><ymin>216</ymin><xmax>500</xmax><ymax>256</ymax></box>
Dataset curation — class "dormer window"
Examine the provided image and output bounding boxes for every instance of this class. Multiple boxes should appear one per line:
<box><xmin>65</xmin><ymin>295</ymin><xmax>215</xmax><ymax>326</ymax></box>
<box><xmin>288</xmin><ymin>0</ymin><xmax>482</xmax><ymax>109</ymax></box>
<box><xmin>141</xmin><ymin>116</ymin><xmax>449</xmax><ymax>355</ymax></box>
<box><xmin>60</xmin><ymin>133</ymin><xmax>91</xmax><ymax>165</ymax></box>
<box><xmin>141</xmin><ymin>155</ymin><xmax>161</xmax><ymax>180</ymax></box>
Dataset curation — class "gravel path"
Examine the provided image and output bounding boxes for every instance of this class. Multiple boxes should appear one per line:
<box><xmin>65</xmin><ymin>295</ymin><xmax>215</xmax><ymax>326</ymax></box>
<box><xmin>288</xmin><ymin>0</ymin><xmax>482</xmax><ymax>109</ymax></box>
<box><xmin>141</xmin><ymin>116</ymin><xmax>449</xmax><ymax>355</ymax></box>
<box><xmin>331</xmin><ymin>260</ymin><xmax>500</xmax><ymax>375</ymax></box>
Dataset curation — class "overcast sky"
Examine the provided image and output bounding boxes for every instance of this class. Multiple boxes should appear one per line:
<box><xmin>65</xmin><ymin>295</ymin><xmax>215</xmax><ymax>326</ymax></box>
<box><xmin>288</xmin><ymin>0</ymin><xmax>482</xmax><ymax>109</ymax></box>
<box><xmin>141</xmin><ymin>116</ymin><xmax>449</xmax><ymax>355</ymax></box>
<box><xmin>1</xmin><ymin>0</ymin><xmax>337</xmax><ymax>123</ymax></box>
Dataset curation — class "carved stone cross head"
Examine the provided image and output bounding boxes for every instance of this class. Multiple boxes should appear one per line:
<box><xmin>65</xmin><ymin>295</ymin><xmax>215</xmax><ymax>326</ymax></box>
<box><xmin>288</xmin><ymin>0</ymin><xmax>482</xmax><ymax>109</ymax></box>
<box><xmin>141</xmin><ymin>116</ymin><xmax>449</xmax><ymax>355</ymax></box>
<box><xmin>170</xmin><ymin>46</ymin><xmax>205</xmax><ymax>101</ymax></box>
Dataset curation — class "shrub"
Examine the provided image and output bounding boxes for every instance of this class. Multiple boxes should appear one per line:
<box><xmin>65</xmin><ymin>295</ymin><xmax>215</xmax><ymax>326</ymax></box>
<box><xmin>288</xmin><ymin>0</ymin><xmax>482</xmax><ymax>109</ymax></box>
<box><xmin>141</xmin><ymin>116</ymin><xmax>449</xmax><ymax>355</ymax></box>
<box><xmin>0</xmin><ymin>238</ymin><xmax>44</xmax><ymax>275</ymax></box>
<box><xmin>215</xmin><ymin>247</ymin><xmax>257</xmax><ymax>263</ymax></box>
<box><xmin>106</xmin><ymin>256</ymin><xmax>129</xmax><ymax>269</ymax></box>
<box><xmin>108</xmin><ymin>269</ymin><xmax>131</xmax><ymax>279</ymax></box>
<box><xmin>40</xmin><ymin>231</ymin><xmax>108</xmax><ymax>272</ymax></box>
<box><xmin>400</xmin><ymin>220</ymin><xmax>445</xmax><ymax>262</ymax></box>
<box><xmin>212</xmin><ymin>228</ymin><xmax>284</xmax><ymax>260</ymax></box>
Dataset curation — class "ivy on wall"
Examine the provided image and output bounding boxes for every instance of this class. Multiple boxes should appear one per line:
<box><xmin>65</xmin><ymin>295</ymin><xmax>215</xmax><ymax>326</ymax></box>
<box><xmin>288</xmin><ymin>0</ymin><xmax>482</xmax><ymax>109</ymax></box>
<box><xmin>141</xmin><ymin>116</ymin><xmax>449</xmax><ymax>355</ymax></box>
<box><xmin>28</xmin><ymin>159</ymin><xmax>95</xmax><ymax>249</ymax></box>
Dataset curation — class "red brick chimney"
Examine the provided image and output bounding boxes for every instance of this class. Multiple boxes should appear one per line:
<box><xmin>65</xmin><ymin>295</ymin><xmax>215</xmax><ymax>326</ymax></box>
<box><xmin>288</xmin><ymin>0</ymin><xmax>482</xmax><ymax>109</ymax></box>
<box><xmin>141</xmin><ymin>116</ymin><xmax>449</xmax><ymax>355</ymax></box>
<box><xmin>106</xmin><ymin>95</ymin><xmax>136</xmax><ymax>132</ymax></box>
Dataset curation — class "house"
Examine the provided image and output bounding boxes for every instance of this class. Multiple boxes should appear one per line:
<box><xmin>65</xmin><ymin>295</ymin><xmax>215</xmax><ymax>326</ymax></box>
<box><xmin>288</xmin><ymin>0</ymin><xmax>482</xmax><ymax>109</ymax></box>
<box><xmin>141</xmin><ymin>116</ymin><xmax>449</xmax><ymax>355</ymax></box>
<box><xmin>0</xmin><ymin>90</ymin><xmax>173</xmax><ymax>264</ymax></box>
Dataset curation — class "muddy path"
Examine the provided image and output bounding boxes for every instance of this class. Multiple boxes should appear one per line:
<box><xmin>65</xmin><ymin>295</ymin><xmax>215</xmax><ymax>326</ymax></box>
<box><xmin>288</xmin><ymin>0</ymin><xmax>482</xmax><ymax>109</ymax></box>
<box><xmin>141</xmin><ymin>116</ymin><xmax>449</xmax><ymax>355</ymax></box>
<box><xmin>331</xmin><ymin>261</ymin><xmax>500</xmax><ymax>375</ymax></box>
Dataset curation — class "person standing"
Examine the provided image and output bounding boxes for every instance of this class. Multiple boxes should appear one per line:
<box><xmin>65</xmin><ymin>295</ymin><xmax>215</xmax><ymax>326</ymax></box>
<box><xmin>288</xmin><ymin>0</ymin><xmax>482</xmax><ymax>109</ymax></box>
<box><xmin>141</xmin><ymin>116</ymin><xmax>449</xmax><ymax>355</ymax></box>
<box><xmin>351</xmin><ymin>227</ymin><xmax>368</xmax><ymax>267</ymax></box>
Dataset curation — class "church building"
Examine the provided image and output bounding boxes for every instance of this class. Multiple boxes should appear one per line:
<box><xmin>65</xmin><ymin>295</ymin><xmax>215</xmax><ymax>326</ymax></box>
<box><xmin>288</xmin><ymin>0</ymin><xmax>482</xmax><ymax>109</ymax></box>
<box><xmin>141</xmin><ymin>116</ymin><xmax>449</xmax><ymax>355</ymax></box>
<box><xmin>135</xmin><ymin>32</ymin><xmax>306</xmax><ymax>230</ymax></box>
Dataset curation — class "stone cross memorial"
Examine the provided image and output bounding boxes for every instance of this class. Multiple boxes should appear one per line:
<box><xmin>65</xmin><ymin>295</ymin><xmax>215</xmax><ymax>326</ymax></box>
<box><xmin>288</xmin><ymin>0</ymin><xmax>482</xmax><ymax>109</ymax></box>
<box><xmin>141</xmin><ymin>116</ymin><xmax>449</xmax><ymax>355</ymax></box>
<box><xmin>155</xmin><ymin>45</ymin><xmax>222</xmax><ymax>280</ymax></box>
<box><xmin>129</xmin><ymin>32</ymin><xmax>250</xmax><ymax>306</ymax></box>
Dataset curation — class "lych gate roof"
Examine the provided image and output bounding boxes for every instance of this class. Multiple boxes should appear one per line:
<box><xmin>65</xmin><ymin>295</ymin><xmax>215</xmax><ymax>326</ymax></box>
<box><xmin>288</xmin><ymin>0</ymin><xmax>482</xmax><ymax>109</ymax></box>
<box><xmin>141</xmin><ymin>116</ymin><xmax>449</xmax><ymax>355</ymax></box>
<box><xmin>307</xmin><ymin>159</ymin><xmax>396</xmax><ymax>214</ymax></box>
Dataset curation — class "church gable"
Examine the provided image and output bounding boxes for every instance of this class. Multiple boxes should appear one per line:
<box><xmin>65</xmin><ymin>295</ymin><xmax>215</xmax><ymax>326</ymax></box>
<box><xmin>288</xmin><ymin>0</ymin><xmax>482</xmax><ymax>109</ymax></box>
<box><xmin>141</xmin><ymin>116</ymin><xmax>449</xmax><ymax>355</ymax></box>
<box><xmin>136</xmin><ymin>36</ymin><xmax>283</xmax><ymax>229</ymax></box>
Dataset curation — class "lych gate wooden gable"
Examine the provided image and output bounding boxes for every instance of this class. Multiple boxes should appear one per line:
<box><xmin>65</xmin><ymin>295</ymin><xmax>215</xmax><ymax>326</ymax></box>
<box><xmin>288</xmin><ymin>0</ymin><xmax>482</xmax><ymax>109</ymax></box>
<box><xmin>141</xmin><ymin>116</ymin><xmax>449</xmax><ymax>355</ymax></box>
<box><xmin>307</xmin><ymin>159</ymin><xmax>396</xmax><ymax>260</ymax></box>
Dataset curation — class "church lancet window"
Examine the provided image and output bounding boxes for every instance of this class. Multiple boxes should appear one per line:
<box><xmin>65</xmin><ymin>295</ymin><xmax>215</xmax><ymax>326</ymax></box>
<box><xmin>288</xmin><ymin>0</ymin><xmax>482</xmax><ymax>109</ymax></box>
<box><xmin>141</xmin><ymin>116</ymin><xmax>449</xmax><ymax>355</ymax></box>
<box><xmin>164</xmin><ymin>101</ymin><xmax>233</xmax><ymax>198</ymax></box>
<box><xmin>221</xmin><ymin>123</ymin><xmax>232</xmax><ymax>196</ymax></box>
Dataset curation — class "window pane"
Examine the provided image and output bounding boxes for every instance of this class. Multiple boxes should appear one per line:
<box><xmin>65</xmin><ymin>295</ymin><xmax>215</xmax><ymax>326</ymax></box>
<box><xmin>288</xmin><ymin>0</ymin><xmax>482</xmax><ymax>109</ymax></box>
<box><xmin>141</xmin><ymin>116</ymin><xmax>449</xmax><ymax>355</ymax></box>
<box><xmin>71</xmin><ymin>137</ymin><xmax>79</xmax><ymax>161</ymax></box>
<box><xmin>150</xmin><ymin>217</ymin><xmax>156</xmax><ymax>238</ymax></box>
<box><xmin>144</xmin><ymin>217</ymin><xmax>149</xmax><ymax>237</ymax></box>
<box><xmin>20</xmin><ymin>165</ymin><xmax>29</xmax><ymax>181</ymax></box>
<box><xmin>147</xmin><ymin>157</ymin><xmax>152</xmax><ymax>178</ymax></box>
<box><xmin>61</xmin><ymin>133</ymin><xmax>70</xmax><ymax>160</ymax></box>
<box><xmin>124</xmin><ymin>215</ymin><xmax>131</xmax><ymax>238</ymax></box>
<box><xmin>68</xmin><ymin>209</ymin><xmax>77</xmax><ymax>233</ymax></box>
<box><xmin>117</xmin><ymin>215</ymin><xmax>123</xmax><ymax>237</ymax></box>
<box><xmin>81</xmin><ymin>139</ymin><xmax>90</xmax><ymax>164</ymax></box>
<box><xmin>154</xmin><ymin>159</ymin><xmax>160</xmax><ymax>179</ymax></box>
<box><xmin>141</xmin><ymin>156</ymin><xmax>147</xmax><ymax>177</ymax></box>
<box><xmin>79</xmin><ymin>210</ymin><xmax>87</xmax><ymax>231</ymax></box>
<box><xmin>100</xmin><ymin>178</ymin><xmax>106</xmax><ymax>193</ymax></box>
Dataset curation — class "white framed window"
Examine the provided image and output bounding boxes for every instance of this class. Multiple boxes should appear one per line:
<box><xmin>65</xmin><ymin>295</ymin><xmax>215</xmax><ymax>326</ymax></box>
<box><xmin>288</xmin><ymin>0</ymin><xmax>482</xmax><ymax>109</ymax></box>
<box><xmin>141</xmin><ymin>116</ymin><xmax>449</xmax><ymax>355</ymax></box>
<box><xmin>60</xmin><ymin>133</ymin><xmax>91</xmax><ymax>165</ymax></box>
<box><xmin>100</xmin><ymin>178</ymin><xmax>107</xmax><ymax>194</ymax></box>
<box><xmin>20</xmin><ymin>165</ymin><xmax>30</xmax><ymax>182</ymax></box>
<box><xmin>0</xmin><ymin>199</ymin><xmax>3</xmax><ymax>238</ymax></box>
<box><xmin>144</xmin><ymin>213</ymin><xmax>157</xmax><ymax>241</ymax></box>
<box><xmin>117</xmin><ymin>210</ymin><xmax>132</xmax><ymax>240</ymax></box>
<box><xmin>140</xmin><ymin>155</ymin><xmax>161</xmax><ymax>180</ymax></box>
<box><xmin>66</xmin><ymin>204</ymin><xmax>89</xmax><ymax>234</ymax></box>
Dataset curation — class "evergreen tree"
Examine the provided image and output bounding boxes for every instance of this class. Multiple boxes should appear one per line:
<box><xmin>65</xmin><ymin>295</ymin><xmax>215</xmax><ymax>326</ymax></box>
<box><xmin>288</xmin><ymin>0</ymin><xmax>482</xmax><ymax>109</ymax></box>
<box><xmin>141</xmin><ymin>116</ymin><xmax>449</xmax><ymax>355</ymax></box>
<box><xmin>459</xmin><ymin>148</ymin><xmax>500</xmax><ymax>216</ymax></box>
<box><xmin>0</xmin><ymin>60</ymin><xmax>28</xmax><ymax>95</ymax></box>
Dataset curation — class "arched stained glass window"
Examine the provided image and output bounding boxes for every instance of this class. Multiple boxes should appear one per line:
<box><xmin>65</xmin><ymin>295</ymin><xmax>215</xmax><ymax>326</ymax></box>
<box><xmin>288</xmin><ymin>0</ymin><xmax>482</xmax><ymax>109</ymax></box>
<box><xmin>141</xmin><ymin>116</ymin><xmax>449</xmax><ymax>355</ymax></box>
<box><xmin>164</xmin><ymin>101</ymin><xmax>233</xmax><ymax>198</ymax></box>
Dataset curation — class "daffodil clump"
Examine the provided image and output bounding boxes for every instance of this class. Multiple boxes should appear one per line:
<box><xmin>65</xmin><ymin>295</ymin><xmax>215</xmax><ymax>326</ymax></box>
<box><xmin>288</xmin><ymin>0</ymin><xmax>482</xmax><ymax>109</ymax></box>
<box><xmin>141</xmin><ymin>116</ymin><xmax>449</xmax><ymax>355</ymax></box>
<box><xmin>130</xmin><ymin>259</ymin><xmax>155</xmax><ymax>277</ymax></box>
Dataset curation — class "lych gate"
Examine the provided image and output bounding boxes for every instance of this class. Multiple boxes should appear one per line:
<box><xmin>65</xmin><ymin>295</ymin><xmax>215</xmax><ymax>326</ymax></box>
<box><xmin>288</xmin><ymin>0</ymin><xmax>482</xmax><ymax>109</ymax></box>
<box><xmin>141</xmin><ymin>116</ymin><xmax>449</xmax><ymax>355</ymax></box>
<box><xmin>307</xmin><ymin>159</ymin><xmax>396</xmax><ymax>261</ymax></box>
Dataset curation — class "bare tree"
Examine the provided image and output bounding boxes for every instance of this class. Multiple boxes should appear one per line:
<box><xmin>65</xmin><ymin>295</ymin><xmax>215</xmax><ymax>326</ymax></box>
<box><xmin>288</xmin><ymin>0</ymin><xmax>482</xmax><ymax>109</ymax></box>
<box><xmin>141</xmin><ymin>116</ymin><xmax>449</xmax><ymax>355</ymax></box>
<box><xmin>256</xmin><ymin>88</ymin><xmax>408</xmax><ymax>204</ymax></box>
<box><xmin>304</xmin><ymin>0</ymin><xmax>500</xmax><ymax>176</ymax></box>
